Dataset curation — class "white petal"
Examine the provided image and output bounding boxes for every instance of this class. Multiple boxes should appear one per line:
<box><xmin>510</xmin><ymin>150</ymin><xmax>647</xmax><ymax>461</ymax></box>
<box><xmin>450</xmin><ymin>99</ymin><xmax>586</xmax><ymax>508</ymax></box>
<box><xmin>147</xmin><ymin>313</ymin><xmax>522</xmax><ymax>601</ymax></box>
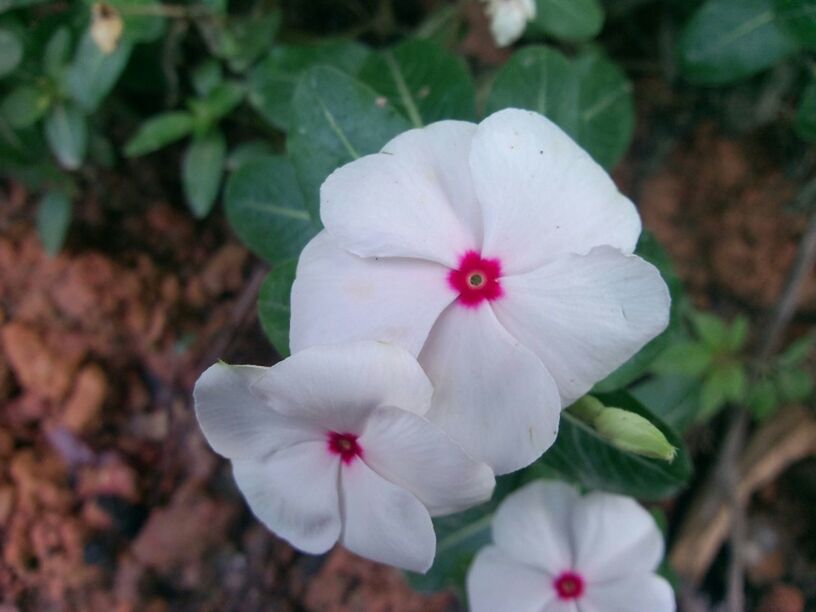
<box><xmin>571</xmin><ymin>491</ymin><xmax>665</xmax><ymax>582</ymax></box>
<box><xmin>494</xmin><ymin>246</ymin><xmax>670</xmax><ymax>404</ymax></box>
<box><xmin>290</xmin><ymin>231</ymin><xmax>455</xmax><ymax>356</ymax></box>
<box><xmin>492</xmin><ymin>480</ymin><xmax>578</xmax><ymax>574</ymax></box>
<box><xmin>580</xmin><ymin>574</ymin><xmax>676</xmax><ymax>612</ymax></box>
<box><xmin>251</xmin><ymin>341</ymin><xmax>434</xmax><ymax>433</ymax></box>
<box><xmin>359</xmin><ymin>405</ymin><xmax>495</xmax><ymax>516</ymax></box>
<box><xmin>419</xmin><ymin>304</ymin><xmax>561</xmax><ymax>475</ymax></box>
<box><xmin>320</xmin><ymin>122</ymin><xmax>479</xmax><ymax>266</ymax></box>
<box><xmin>193</xmin><ymin>363</ymin><xmax>321</xmax><ymax>460</ymax></box>
<box><xmin>339</xmin><ymin>459</ymin><xmax>435</xmax><ymax>572</ymax></box>
<box><xmin>470</xmin><ymin>108</ymin><xmax>641</xmax><ymax>274</ymax></box>
<box><xmin>232</xmin><ymin>441</ymin><xmax>341</xmax><ymax>555</ymax></box>
<box><xmin>467</xmin><ymin>546</ymin><xmax>556</xmax><ymax>612</ymax></box>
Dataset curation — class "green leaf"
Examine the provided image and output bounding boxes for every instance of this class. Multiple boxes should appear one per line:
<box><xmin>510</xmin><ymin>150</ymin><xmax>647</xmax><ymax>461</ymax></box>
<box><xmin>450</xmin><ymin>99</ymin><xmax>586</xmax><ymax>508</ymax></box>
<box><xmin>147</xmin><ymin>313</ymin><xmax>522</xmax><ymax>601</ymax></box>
<box><xmin>486</xmin><ymin>45</ymin><xmax>634</xmax><ymax>168</ymax></box>
<box><xmin>777</xmin><ymin>334</ymin><xmax>813</xmax><ymax>367</ymax></box>
<box><xmin>258</xmin><ymin>260</ymin><xmax>297</xmax><ymax>356</ymax></box>
<box><xmin>189</xmin><ymin>81</ymin><xmax>244</xmax><ymax>130</ymax></box>
<box><xmin>124</xmin><ymin>111</ymin><xmax>195</xmax><ymax>157</ymax></box>
<box><xmin>2</xmin><ymin>85</ymin><xmax>50</xmax><ymax>129</ymax></box>
<box><xmin>225</xmin><ymin>155</ymin><xmax>317</xmax><ymax>263</ymax></box>
<box><xmin>248</xmin><ymin>41</ymin><xmax>370</xmax><ymax>131</ymax></box>
<box><xmin>288</xmin><ymin>66</ymin><xmax>412</xmax><ymax>217</ymax></box>
<box><xmin>678</xmin><ymin>0</ymin><xmax>798</xmax><ymax>85</ymax></box>
<box><xmin>795</xmin><ymin>81</ymin><xmax>816</xmax><ymax>141</ymax></box>
<box><xmin>536</xmin><ymin>391</ymin><xmax>693</xmax><ymax>500</ymax></box>
<box><xmin>105</xmin><ymin>0</ymin><xmax>166</xmax><ymax>43</ymax></box>
<box><xmin>0</xmin><ymin>0</ymin><xmax>47</xmax><ymax>11</ymax></box>
<box><xmin>651</xmin><ymin>341</ymin><xmax>713</xmax><ymax>377</ymax></box>
<box><xmin>226</xmin><ymin>140</ymin><xmax>276</xmax><ymax>172</ymax></box>
<box><xmin>774</xmin><ymin>0</ymin><xmax>816</xmax><ymax>48</ymax></box>
<box><xmin>211</xmin><ymin>11</ymin><xmax>281</xmax><ymax>73</ymax></box>
<box><xmin>0</xmin><ymin>27</ymin><xmax>22</xmax><ymax>78</ymax></box>
<box><xmin>530</xmin><ymin>0</ymin><xmax>605</xmax><ymax>42</ymax></box>
<box><xmin>699</xmin><ymin>363</ymin><xmax>746</xmax><ymax>420</ymax></box>
<box><xmin>632</xmin><ymin>375</ymin><xmax>701</xmax><ymax>432</ymax></box>
<box><xmin>747</xmin><ymin>377</ymin><xmax>778</xmax><ymax>419</ymax></box>
<box><xmin>182</xmin><ymin>129</ymin><xmax>225</xmax><ymax>218</ymax></box>
<box><xmin>690</xmin><ymin>311</ymin><xmax>729</xmax><ymax>350</ymax></box>
<box><xmin>66</xmin><ymin>30</ymin><xmax>133</xmax><ymax>112</ymax></box>
<box><xmin>43</xmin><ymin>26</ymin><xmax>71</xmax><ymax>78</ymax></box>
<box><xmin>727</xmin><ymin>315</ymin><xmax>750</xmax><ymax>351</ymax></box>
<box><xmin>776</xmin><ymin>368</ymin><xmax>813</xmax><ymax>402</ymax></box>
<box><xmin>36</xmin><ymin>191</ymin><xmax>71</xmax><ymax>254</ymax></box>
<box><xmin>44</xmin><ymin>103</ymin><xmax>87</xmax><ymax>170</ymax></box>
<box><xmin>191</xmin><ymin>59</ymin><xmax>223</xmax><ymax>97</ymax></box>
<box><xmin>359</xmin><ymin>38</ymin><xmax>476</xmax><ymax>126</ymax></box>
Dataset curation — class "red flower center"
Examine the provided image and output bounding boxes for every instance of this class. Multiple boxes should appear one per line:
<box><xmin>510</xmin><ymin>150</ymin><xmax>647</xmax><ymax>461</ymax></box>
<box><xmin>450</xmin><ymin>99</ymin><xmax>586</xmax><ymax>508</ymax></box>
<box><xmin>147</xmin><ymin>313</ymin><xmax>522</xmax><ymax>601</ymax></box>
<box><xmin>448</xmin><ymin>251</ymin><xmax>503</xmax><ymax>308</ymax></box>
<box><xmin>327</xmin><ymin>432</ymin><xmax>362</xmax><ymax>464</ymax></box>
<box><xmin>553</xmin><ymin>571</ymin><xmax>585</xmax><ymax>601</ymax></box>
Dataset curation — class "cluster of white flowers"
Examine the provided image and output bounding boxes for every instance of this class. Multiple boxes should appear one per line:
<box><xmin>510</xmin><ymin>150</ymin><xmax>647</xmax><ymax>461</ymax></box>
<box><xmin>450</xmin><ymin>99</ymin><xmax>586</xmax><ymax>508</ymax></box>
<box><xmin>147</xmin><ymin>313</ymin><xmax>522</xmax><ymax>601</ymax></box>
<box><xmin>194</xmin><ymin>108</ymin><xmax>674</xmax><ymax>609</ymax></box>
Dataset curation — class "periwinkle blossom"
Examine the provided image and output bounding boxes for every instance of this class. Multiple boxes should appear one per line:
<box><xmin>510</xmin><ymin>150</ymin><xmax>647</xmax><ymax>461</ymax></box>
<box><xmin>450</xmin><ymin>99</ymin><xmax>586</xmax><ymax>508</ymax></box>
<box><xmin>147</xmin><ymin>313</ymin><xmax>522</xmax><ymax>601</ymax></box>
<box><xmin>467</xmin><ymin>480</ymin><xmax>676</xmax><ymax>612</ymax></box>
<box><xmin>193</xmin><ymin>341</ymin><xmax>494</xmax><ymax>572</ymax></box>
<box><xmin>290</xmin><ymin>109</ymin><xmax>670</xmax><ymax>474</ymax></box>
<box><xmin>483</xmin><ymin>0</ymin><xmax>536</xmax><ymax>47</ymax></box>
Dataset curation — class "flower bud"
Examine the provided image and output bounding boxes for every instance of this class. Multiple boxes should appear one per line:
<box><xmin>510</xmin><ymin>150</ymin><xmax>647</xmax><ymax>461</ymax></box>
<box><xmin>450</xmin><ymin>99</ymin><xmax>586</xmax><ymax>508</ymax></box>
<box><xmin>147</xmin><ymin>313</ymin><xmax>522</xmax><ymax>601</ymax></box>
<box><xmin>568</xmin><ymin>395</ymin><xmax>606</xmax><ymax>424</ymax></box>
<box><xmin>91</xmin><ymin>2</ymin><xmax>124</xmax><ymax>55</ymax></box>
<box><xmin>483</xmin><ymin>0</ymin><xmax>536</xmax><ymax>47</ymax></box>
<box><xmin>594</xmin><ymin>408</ymin><xmax>677</xmax><ymax>462</ymax></box>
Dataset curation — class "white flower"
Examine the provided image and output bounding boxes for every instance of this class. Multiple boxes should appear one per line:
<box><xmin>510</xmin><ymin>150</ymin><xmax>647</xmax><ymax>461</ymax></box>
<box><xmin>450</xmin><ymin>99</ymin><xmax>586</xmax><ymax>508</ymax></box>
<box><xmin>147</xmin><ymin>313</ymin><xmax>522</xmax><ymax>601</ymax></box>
<box><xmin>467</xmin><ymin>480</ymin><xmax>676</xmax><ymax>612</ymax></box>
<box><xmin>193</xmin><ymin>341</ymin><xmax>495</xmax><ymax>573</ymax></box>
<box><xmin>483</xmin><ymin>0</ymin><xmax>536</xmax><ymax>47</ymax></box>
<box><xmin>290</xmin><ymin>109</ymin><xmax>670</xmax><ymax>475</ymax></box>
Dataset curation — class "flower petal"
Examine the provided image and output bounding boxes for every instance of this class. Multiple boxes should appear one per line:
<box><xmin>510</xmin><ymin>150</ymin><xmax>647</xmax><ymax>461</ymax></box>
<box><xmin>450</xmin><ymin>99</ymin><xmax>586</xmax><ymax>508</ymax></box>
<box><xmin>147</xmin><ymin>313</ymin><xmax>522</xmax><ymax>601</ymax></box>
<box><xmin>193</xmin><ymin>362</ymin><xmax>321</xmax><ymax>460</ymax></box>
<box><xmin>491</xmin><ymin>480</ymin><xmax>579</xmax><ymax>575</ymax></box>
<box><xmin>339</xmin><ymin>460</ymin><xmax>435</xmax><ymax>572</ymax></box>
<box><xmin>571</xmin><ymin>491</ymin><xmax>664</xmax><ymax>582</ymax></box>
<box><xmin>290</xmin><ymin>231</ymin><xmax>455</xmax><ymax>356</ymax></box>
<box><xmin>359</xmin><ymin>405</ymin><xmax>495</xmax><ymax>517</ymax></box>
<box><xmin>467</xmin><ymin>546</ymin><xmax>556</xmax><ymax>612</ymax></box>
<box><xmin>470</xmin><ymin>108</ymin><xmax>641</xmax><ymax>274</ymax></box>
<box><xmin>232</xmin><ymin>441</ymin><xmax>341</xmax><ymax>555</ymax></box>
<box><xmin>494</xmin><ymin>246</ymin><xmax>670</xmax><ymax>405</ymax></box>
<box><xmin>320</xmin><ymin>122</ymin><xmax>478</xmax><ymax>266</ymax></box>
<box><xmin>580</xmin><ymin>574</ymin><xmax>676</xmax><ymax>612</ymax></box>
<box><xmin>252</xmin><ymin>341</ymin><xmax>434</xmax><ymax>433</ymax></box>
<box><xmin>419</xmin><ymin>304</ymin><xmax>561</xmax><ymax>474</ymax></box>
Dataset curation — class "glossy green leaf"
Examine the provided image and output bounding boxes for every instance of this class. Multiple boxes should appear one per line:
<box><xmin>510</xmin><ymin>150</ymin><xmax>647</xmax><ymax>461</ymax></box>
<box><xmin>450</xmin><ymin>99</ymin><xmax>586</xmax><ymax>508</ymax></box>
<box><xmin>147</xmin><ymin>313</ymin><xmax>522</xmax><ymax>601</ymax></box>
<box><xmin>44</xmin><ymin>103</ymin><xmax>87</xmax><ymax>170</ymax></box>
<box><xmin>486</xmin><ymin>46</ymin><xmax>634</xmax><ymax>168</ymax></box>
<box><xmin>774</xmin><ymin>0</ymin><xmax>816</xmax><ymax>48</ymax></box>
<box><xmin>211</xmin><ymin>11</ymin><xmax>281</xmax><ymax>73</ymax></box>
<box><xmin>189</xmin><ymin>81</ymin><xmax>244</xmax><ymax>132</ymax></box>
<box><xmin>679</xmin><ymin>0</ymin><xmax>798</xmax><ymax>85</ymax></box>
<box><xmin>795</xmin><ymin>81</ymin><xmax>816</xmax><ymax>141</ymax></box>
<box><xmin>288</xmin><ymin>66</ymin><xmax>411</xmax><ymax>216</ymax></box>
<box><xmin>226</xmin><ymin>140</ymin><xmax>276</xmax><ymax>172</ymax></box>
<box><xmin>43</xmin><ymin>26</ymin><xmax>71</xmax><ymax>78</ymax></box>
<box><xmin>651</xmin><ymin>341</ymin><xmax>713</xmax><ymax>377</ymax></box>
<box><xmin>530</xmin><ymin>0</ymin><xmax>605</xmax><ymax>42</ymax></box>
<box><xmin>182</xmin><ymin>129</ymin><xmax>225</xmax><ymax>218</ymax></box>
<box><xmin>66</xmin><ymin>30</ymin><xmax>133</xmax><ymax>112</ymax></box>
<box><xmin>225</xmin><ymin>155</ymin><xmax>317</xmax><ymax>264</ymax></box>
<box><xmin>0</xmin><ymin>27</ymin><xmax>22</xmax><ymax>78</ymax></box>
<box><xmin>191</xmin><ymin>59</ymin><xmax>223</xmax><ymax>97</ymax></box>
<box><xmin>690</xmin><ymin>311</ymin><xmax>729</xmax><ymax>350</ymax></box>
<box><xmin>248</xmin><ymin>41</ymin><xmax>370</xmax><ymax>131</ymax></box>
<box><xmin>535</xmin><ymin>391</ymin><xmax>692</xmax><ymax>500</ymax></box>
<box><xmin>36</xmin><ymin>191</ymin><xmax>71</xmax><ymax>254</ymax></box>
<box><xmin>2</xmin><ymin>85</ymin><xmax>50</xmax><ymax>129</ymax></box>
<box><xmin>124</xmin><ymin>111</ymin><xmax>195</xmax><ymax>157</ymax></box>
<box><xmin>258</xmin><ymin>260</ymin><xmax>297</xmax><ymax>356</ymax></box>
<box><xmin>632</xmin><ymin>375</ymin><xmax>701</xmax><ymax>432</ymax></box>
<box><xmin>359</xmin><ymin>38</ymin><xmax>476</xmax><ymax>126</ymax></box>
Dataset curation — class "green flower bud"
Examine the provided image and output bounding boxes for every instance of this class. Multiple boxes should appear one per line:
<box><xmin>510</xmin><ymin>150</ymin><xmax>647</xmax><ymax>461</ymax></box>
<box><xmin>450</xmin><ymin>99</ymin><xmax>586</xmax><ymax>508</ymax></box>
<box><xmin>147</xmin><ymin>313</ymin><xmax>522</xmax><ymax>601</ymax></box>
<box><xmin>594</xmin><ymin>408</ymin><xmax>677</xmax><ymax>462</ymax></box>
<box><xmin>568</xmin><ymin>395</ymin><xmax>606</xmax><ymax>424</ymax></box>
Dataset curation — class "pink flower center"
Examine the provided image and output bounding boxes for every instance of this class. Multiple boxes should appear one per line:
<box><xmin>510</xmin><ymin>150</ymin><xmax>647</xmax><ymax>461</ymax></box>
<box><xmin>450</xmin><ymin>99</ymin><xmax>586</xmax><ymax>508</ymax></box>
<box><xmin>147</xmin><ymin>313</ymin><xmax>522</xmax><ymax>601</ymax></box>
<box><xmin>553</xmin><ymin>571</ymin><xmax>585</xmax><ymax>601</ymax></box>
<box><xmin>448</xmin><ymin>251</ymin><xmax>503</xmax><ymax>307</ymax></box>
<box><xmin>327</xmin><ymin>432</ymin><xmax>362</xmax><ymax>464</ymax></box>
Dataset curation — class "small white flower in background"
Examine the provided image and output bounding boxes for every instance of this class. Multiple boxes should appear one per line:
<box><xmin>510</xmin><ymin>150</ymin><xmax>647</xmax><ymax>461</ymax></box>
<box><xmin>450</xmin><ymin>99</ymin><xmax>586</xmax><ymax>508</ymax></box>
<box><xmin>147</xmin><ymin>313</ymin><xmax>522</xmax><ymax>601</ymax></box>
<box><xmin>193</xmin><ymin>341</ymin><xmax>495</xmax><ymax>573</ymax></box>
<box><xmin>290</xmin><ymin>109</ymin><xmax>670</xmax><ymax>475</ymax></box>
<box><xmin>467</xmin><ymin>480</ymin><xmax>676</xmax><ymax>612</ymax></box>
<box><xmin>91</xmin><ymin>2</ymin><xmax>124</xmax><ymax>55</ymax></box>
<box><xmin>483</xmin><ymin>0</ymin><xmax>536</xmax><ymax>47</ymax></box>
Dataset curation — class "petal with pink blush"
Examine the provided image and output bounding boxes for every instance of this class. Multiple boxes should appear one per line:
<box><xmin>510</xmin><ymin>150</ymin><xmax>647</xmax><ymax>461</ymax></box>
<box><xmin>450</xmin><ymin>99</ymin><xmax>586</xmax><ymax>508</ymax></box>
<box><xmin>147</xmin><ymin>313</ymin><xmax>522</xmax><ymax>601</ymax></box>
<box><xmin>467</xmin><ymin>546</ymin><xmax>556</xmax><ymax>612</ymax></box>
<box><xmin>469</xmin><ymin>108</ymin><xmax>641</xmax><ymax>274</ymax></box>
<box><xmin>339</xmin><ymin>460</ymin><xmax>436</xmax><ymax>573</ymax></box>
<box><xmin>419</xmin><ymin>305</ymin><xmax>561</xmax><ymax>474</ymax></box>
<box><xmin>359</xmin><ymin>405</ymin><xmax>495</xmax><ymax>517</ymax></box>
<box><xmin>290</xmin><ymin>231</ymin><xmax>455</xmax><ymax>357</ymax></box>
<box><xmin>232</xmin><ymin>441</ymin><xmax>341</xmax><ymax>555</ymax></box>
<box><xmin>320</xmin><ymin>122</ymin><xmax>480</xmax><ymax>266</ymax></box>
<box><xmin>494</xmin><ymin>246</ymin><xmax>670</xmax><ymax>405</ymax></box>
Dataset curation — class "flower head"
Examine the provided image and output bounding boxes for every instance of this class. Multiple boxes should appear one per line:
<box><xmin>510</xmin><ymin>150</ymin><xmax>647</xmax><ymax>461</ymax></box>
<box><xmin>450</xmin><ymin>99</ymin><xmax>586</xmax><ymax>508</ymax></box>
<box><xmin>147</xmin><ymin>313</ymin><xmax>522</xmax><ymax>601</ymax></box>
<box><xmin>467</xmin><ymin>480</ymin><xmax>676</xmax><ymax>612</ymax></box>
<box><xmin>290</xmin><ymin>110</ymin><xmax>670</xmax><ymax>475</ymax></box>
<box><xmin>483</xmin><ymin>0</ymin><xmax>536</xmax><ymax>47</ymax></box>
<box><xmin>193</xmin><ymin>342</ymin><xmax>495</xmax><ymax>572</ymax></box>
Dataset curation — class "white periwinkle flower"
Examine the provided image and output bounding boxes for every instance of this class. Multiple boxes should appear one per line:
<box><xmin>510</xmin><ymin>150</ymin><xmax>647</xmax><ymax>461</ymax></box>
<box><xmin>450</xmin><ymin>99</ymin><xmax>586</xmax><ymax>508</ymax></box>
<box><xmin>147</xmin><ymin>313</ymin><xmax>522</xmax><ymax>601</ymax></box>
<box><xmin>193</xmin><ymin>342</ymin><xmax>495</xmax><ymax>573</ymax></box>
<box><xmin>483</xmin><ymin>0</ymin><xmax>536</xmax><ymax>47</ymax></box>
<box><xmin>467</xmin><ymin>480</ymin><xmax>676</xmax><ymax>612</ymax></box>
<box><xmin>290</xmin><ymin>109</ymin><xmax>670</xmax><ymax>475</ymax></box>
